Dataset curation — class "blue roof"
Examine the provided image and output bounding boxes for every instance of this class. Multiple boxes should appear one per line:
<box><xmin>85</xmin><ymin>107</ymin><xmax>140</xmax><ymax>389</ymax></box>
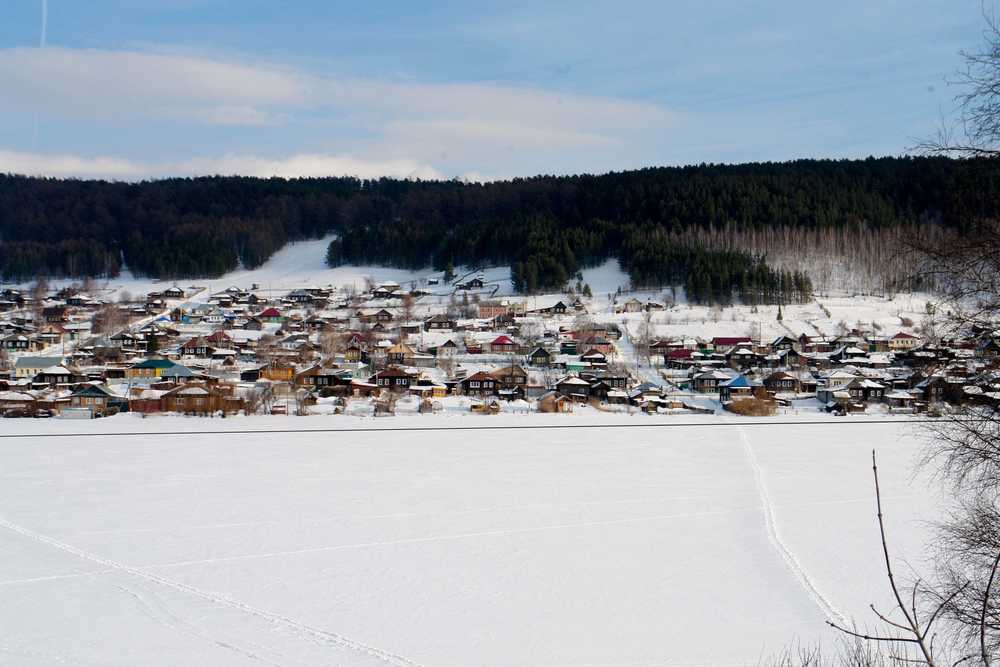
<box><xmin>722</xmin><ymin>374</ymin><xmax>752</xmax><ymax>388</ymax></box>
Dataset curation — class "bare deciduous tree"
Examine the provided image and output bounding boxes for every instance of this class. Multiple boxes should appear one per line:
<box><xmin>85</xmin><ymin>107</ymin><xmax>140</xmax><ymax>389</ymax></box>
<box><xmin>919</xmin><ymin>5</ymin><xmax>1000</xmax><ymax>158</ymax></box>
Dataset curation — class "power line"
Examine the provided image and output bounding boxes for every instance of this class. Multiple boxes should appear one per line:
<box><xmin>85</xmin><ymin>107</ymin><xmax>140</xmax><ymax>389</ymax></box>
<box><xmin>0</xmin><ymin>417</ymin><xmax>951</xmax><ymax>439</ymax></box>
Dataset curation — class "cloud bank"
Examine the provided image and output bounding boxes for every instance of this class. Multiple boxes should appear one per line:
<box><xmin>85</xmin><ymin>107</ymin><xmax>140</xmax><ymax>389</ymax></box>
<box><xmin>0</xmin><ymin>47</ymin><xmax>675</xmax><ymax>179</ymax></box>
<box><xmin>0</xmin><ymin>150</ymin><xmax>444</xmax><ymax>181</ymax></box>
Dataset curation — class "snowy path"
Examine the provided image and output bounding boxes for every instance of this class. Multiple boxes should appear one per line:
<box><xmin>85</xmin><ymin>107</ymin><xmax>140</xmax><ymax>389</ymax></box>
<box><xmin>736</xmin><ymin>424</ymin><xmax>849</xmax><ymax>626</ymax></box>
<box><xmin>617</xmin><ymin>322</ymin><xmax>664</xmax><ymax>385</ymax></box>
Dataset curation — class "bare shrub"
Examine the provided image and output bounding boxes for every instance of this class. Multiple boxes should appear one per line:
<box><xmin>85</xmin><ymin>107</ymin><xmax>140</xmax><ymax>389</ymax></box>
<box><xmin>724</xmin><ymin>397</ymin><xmax>776</xmax><ymax>416</ymax></box>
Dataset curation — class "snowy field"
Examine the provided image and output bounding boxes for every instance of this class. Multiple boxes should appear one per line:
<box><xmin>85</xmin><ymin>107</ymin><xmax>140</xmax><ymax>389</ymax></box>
<box><xmin>0</xmin><ymin>415</ymin><xmax>941</xmax><ymax>666</ymax></box>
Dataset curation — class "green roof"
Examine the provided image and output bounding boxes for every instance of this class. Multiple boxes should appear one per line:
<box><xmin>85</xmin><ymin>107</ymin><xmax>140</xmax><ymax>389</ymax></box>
<box><xmin>131</xmin><ymin>358</ymin><xmax>177</xmax><ymax>369</ymax></box>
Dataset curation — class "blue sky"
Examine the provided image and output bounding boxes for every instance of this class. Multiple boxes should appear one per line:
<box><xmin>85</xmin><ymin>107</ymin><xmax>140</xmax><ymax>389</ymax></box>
<box><xmin>0</xmin><ymin>1</ymin><xmax>986</xmax><ymax>180</ymax></box>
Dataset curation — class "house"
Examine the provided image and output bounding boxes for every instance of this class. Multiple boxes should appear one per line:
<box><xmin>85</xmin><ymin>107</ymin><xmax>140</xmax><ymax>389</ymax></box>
<box><xmin>538</xmin><ymin>390</ymin><xmax>573</xmax><ymax>413</ymax></box>
<box><xmin>33</xmin><ymin>365</ymin><xmax>78</xmax><ymax>387</ymax></box>
<box><xmin>257</xmin><ymin>307</ymin><xmax>285</xmax><ymax>323</ymax></box>
<box><xmin>372</xmin><ymin>282</ymin><xmax>401</xmax><ymax>299</ymax></box>
<box><xmin>489</xmin><ymin>364</ymin><xmax>528</xmax><ymax>391</ymax></box>
<box><xmin>3</xmin><ymin>334</ymin><xmax>43</xmax><ymax>352</ymax></box>
<box><xmin>0</xmin><ymin>390</ymin><xmax>37</xmax><ymax>416</ymax></box>
<box><xmin>295</xmin><ymin>366</ymin><xmax>351</xmax><ymax>388</ymax></box>
<box><xmin>478</xmin><ymin>302</ymin><xmax>510</xmax><ymax>319</ymax></box>
<box><xmin>556</xmin><ymin>376</ymin><xmax>591</xmax><ymax>402</ymax></box>
<box><xmin>260</xmin><ymin>362</ymin><xmax>296</xmax><ymax>382</ymax></box>
<box><xmin>620</xmin><ymin>298</ymin><xmax>644</xmax><ymax>313</ymax></box>
<box><xmin>710</xmin><ymin>337</ymin><xmax>753</xmax><ymax>354</ymax></box>
<box><xmin>726</xmin><ymin>346</ymin><xmax>757</xmax><ymax>370</ymax></box>
<box><xmin>14</xmin><ymin>356</ymin><xmax>65</xmax><ymax>379</ymax></box>
<box><xmin>885</xmin><ymin>390</ymin><xmax>920</xmax><ymax>410</ymax></box>
<box><xmin>817</xmin><ymin>378</ymin><xmax>886</xmax><ymax>405</ymax></box>
<box><xmin>162</xmin><ymin>285</ymin><xmax>186</xmax><ymax>299</ymax></box>
<box><xmin>70</xmin><ymin>383</ymin><xmax>123</xmax><ymax>417</ymax></box>
<box><xmin>528</xmin><ymin>299</ymin><xmax>568</xmax><ymax>315</ymax></box>
<box><xmin>692</xmin><ymin>369</ymin><xmax>732</xmax><ymax>393</ymax></box>
<box><xmin>458</xmin><ymin>277</ymin><xmax>485</xmax><ymax>290</ymax></box>
<box><xmin>527</xmin><ymin>347</ymin><xmax>552</xmax><ymax>366</ymax></box>
<box><xmin>719</xmin><ymin>374</ymin><xmax>755</xmax><ymax>402</ymax></box>
<box><xmin>160</xmin><ymin>384</ymin><xmax>244</xmax><ymax>415</ymax></box>
<box><xmin>387</xmin><ymin>342</ymin><xmax>415</xmax><ymax>365</ymax></box>
<box><xmin>286</xmin><ymin>289</ymin><xmax>314</xmax><ymax>304</ymax></box>
<box><xmin>370</xmin><ymin>367</ymin><xmax>415</xmax><ymax>392</ymax></box>
<box><xmin>580</xmin><ymin>349</ymin><xmax>608</xmax><ymax>367</ymax></box>
<box><xmin>914</xmin><ymin>376</ymin><xmax>956</xmax><ymax>404</ymax></box>
<box><xmin>126</xmin><ymin>358</ymin><xmax>183</xmax><ymax>378</ymax></box>
<box><xmin>459</xmin><ymin>371</ymin><xmax>499</xmax><ymax>397</ymax></box>
<box><xmin>42</xmin><ymin>306</ymin><xmax>68</xmax><ymax>323</ymax></box>
<box><xmin>580</xmin><ymin>335</ymin><xmax>613</xmax><ymax>355</ymax></box>
<box><xmin>560</xmin><ymin>339</ymin><xmax>578</xmax><ymax>355</ymax></box>
<box><xmin>180</xmin><ymin>337</ymin><xmax>213</xmax><ymax>357</ymax></box>
<box><xmin>344</xmin><ymin>344</ymin><xmax>366</xmax><ymax>362</ymax></box>
<box><xmin>206</xmin><ymin>330</ymin><xmax>234</xmax><ymax>346</ymax></box>
<box><xmin>888</xmin><ymin>332</ymin><xmax>920</xmax><ymax>351</ymax></box>
<box><xmin>763</xmin><ymin>371</ymin><xmax>801</xmax><ymax>394</ymax></box>
<box><xmin>434</xmin><ymin>339</ymin><xmax>458</xmax><ymax>358</ymax></box>
<box><xmin>400</xmin><ymin>321</ymin><xmax>422</xmax><ymax>336</ymax></box>
<box><xmin>424</xmin><ymin>314</ymin><xmax>457</xmax><ymax>331</ymax></box>
<box><xmin>489</xmin><ymin>335</ymin><xmax>518</xmax><ymax>354</ymax></box>
<box><xmin>771</xmin><ymin>335</ymin><xmax>798</xmax><ymax>351</ymax></box>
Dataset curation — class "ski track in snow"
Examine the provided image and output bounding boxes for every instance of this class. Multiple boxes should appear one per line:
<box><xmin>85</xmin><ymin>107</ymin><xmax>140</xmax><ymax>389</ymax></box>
<box><xmin>115</xmin><ymin>581</ymin><xmax>290</xmax><ymax>666</ymax></box>
<box><xmin>736</xmin><ymin>425</ymin><xmax>849</xmax><ymax>627</ymax></box>
<box><xmin>0</xmin><ymin>515</ymin><xmax>425</xmax><ymax>667</ymax></box>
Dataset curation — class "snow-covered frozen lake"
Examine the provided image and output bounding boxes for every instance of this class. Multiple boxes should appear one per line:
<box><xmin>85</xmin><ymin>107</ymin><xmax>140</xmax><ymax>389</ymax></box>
<box><xmin>0</xmin><ymin>415</ymin><xmax>938</xmax><ymax>666</ymax></box>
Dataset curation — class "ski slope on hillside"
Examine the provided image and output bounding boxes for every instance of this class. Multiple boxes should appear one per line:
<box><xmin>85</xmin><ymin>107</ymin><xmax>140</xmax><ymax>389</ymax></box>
<box><xmin>0</xmin><ymin>416</ymin><xmax>940</xmax><ymax>666</ymax></box>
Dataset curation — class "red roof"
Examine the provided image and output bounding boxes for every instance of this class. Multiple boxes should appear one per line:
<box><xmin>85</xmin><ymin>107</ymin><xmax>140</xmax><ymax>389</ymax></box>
<box><xmin>491</xmin><ymin>335</ymin><xmax>515</xmax><ymax>345</ymax></box>
<box><xmin>711</xmin><ymin>336</ymin><xmax>752</xmax><ymax>345</ymax></box>
<box><xmin>892</xmin><ymin>332</ymin><xmax>917</xmax><ymax>339</ymax></box>
<box><xmin>666</xmin><ymin>349</ymin><xmax>693</xmax><ymax>359</ymax></box>
<box><xmin>258</xmin><ymin>307</ymin><xmax>282</xmax><ymax>318</ymax></box>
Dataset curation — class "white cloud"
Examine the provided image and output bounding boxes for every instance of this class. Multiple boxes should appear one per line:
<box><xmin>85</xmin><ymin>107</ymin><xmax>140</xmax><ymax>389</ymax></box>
<box><xmin>0</xmin><ymin>150</ymin><xmax>444</xmax><ymax>181</ymax></box>
<box><xmin>0</xmin><ymin>46</ymin><xmax>671</xmax><ymax>130</ymax></box>
<box><xmin>0</xmin><ymin>46</ymin><xmax>676</xmax><ymax>176</ymax></box>
<box><xmin>0</xmin><ymin>47</ymin><xmax>308</xmax><ymax>125</ymax></box>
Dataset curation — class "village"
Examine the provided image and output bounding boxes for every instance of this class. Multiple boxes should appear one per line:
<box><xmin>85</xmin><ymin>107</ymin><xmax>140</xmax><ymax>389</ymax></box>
<box><xmin>0</xmin><ymin>269</ymin><xmax>997</xmax><ymax>422</ymax></box>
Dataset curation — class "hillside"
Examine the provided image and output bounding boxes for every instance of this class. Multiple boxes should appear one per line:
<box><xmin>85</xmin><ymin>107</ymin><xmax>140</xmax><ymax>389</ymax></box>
<box><xmin>2</xmin><ymin>157</ymin><xmax>998</xmax><ymax>300</ymax></box>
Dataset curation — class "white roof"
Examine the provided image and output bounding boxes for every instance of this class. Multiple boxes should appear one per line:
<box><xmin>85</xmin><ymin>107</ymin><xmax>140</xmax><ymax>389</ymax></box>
<box><xmin>0</xmin><ymin>391</ymin><xmax>35</xmax><ymax>401</ymax></box>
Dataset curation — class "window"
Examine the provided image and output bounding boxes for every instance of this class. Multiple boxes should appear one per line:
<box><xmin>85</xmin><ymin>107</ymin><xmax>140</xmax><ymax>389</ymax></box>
<box><xmin>470</xmin><ymin>381</ymin><xmax>480</xmax><ymax>388</ymax></box>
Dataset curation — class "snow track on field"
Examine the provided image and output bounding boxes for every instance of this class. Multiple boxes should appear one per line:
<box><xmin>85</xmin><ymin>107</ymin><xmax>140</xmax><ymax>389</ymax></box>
<box><xmin>0</xmin><ymin>515</ymin><xmax>425</xmax><ymax>667</ymax></box>
<box><xmin>736</xmin><ymin>425</ymin><xmax>849</xmax><ymax>626</ymax></box>
<box><xmin>115</xmin><ymin>582</ymin><xmax>288</xmax><ymax>666</ymax></box>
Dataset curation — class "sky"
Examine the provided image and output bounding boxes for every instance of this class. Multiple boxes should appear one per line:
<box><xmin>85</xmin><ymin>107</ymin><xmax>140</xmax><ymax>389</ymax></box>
<box><xmin>0</xmin><ymin>1</ymin><xmax>989</xmax><ymax>181</ymax></box>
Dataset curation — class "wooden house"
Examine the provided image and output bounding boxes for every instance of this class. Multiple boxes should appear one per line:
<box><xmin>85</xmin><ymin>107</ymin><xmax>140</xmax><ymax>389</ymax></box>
<box><xmin>459</xmin><ymin>371</ymin><xmax>499</xmax><ymax>397</ymax></box>
<box><xmin>370</xmin><ymin>367</ymin><xmax>415</xmax><ymax>392</ymax></box>
<box><xmin>489</xmin><ymin>335</ymin><xmax>518</xmax><ymax>354</ymax></box>
<box><xmin>556</xmin><ymin>376</ymin><xmax>591</xmax><ymax>402</ymax></box>
<box><xmin>424</xmin><ymin>314</ymin><xmax>457</xmax><ymax>331</ymax></box>
<box><xmin>527</xmin><ymin>347</ymin><xmax>552</xmax><ymax>366</ymax></box>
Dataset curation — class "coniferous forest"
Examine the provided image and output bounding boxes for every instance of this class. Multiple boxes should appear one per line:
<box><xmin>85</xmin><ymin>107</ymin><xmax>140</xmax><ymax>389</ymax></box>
<box><xmin>2</xmin><ymin>156</ymin><xmax>999</xmax><ymax>303</ymax></box>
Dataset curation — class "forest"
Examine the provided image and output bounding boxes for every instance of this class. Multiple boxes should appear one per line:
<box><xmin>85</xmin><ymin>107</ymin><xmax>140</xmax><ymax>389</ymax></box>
<box><xmin>1</xmin><ymin>156</ymin><xmax>998</xmax><ymax>303</ymax></box>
